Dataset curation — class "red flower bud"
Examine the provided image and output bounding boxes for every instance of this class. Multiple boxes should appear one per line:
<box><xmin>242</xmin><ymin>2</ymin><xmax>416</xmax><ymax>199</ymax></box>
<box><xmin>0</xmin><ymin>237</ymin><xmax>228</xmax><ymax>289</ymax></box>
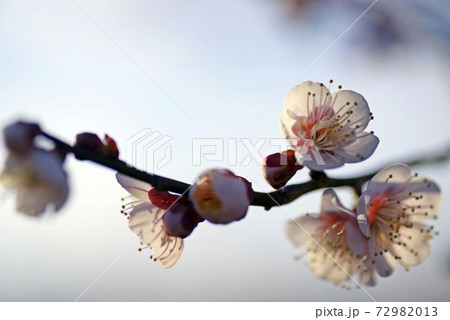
<box><xmin>262</xmin><ymin>150</ymin><xmax>303</xmax><ymax>189</ymax></box>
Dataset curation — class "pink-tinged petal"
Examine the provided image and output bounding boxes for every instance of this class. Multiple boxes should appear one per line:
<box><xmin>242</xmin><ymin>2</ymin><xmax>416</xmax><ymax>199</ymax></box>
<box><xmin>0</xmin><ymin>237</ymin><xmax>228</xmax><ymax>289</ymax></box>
<box><xmin>116</xmin><ymin>173</ymin><xmax>152</xmax><ymax>202</ymax></box>
<box><xmin>280</xmin><ymin>81</ymin><xmax>331</xmax><ymax>140</ymax></box>
<box><xmin>285</xmin><ymin>216</ymin><xmax>321</xmax><ymax>247</ymax></box>
<box><xmin>346</xmin><ymin>219</ymin><xmax>368</xmax><ymax>258</ymax></box>
<box><xmin>356</xmin><ymin>194</ymin><xmax>370</xmax><ymax>236</ymax></box>
<box><xmin>340</xmin><ymin>133</ymin><xmax>379</xmax><ymax>163</ymax></box>
<box><xmin>128</xmin><ymin>202</ymin><xmax>183</xmax><ymax>268</ymax></box>
<box><xmin>331</xmin><ymin>90</ymin><xmax>371</xmax><ymax>132</ymax></box>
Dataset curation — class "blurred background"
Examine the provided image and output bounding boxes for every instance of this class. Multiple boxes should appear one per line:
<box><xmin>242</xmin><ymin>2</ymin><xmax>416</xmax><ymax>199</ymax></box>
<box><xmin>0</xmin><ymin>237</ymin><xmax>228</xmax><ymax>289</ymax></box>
<box><xmin>0</xmin><ymin>0</ymin><xmax>449</xmax><ymax>301</ymax></box>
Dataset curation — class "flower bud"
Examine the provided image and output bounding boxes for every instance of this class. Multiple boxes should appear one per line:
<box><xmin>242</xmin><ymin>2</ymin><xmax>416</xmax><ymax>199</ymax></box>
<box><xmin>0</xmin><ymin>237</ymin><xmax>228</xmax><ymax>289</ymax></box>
<box><xmin>262</xmin><ymin>150</ymin><xmax>303</xmax><ymax>189</ymax></box>
<box><xmin>148</xmin><ymin>188</ymin><xmax>179</xmax><ymax>210</ymax></box>
<box><xmin>3</xmin><ymin>121</ymin><xmax>41</xmax><ymax>153</ymax></box>
<box><xmin>163</xmin><ymin>202</ymin><xmax>201</xmax><ymax>238</ymax></box>
<box><xmin>74</xmin><ymin>132</ymin><xmax>119</xmax><ymax>160</ymax></box>
<box><xmin>189</xmin><ymin>169</ymin><xmax>252</xmax><ymax>224</ymax></box>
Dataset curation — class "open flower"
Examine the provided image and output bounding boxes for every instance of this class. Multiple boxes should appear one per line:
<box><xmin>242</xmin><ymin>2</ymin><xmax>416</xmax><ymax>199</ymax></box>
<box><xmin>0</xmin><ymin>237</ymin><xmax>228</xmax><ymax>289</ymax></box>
<box><xmin>356</xmin><ymin>164</ymin><xmax>441</xmax><ymax>275</ymax></box>
<box><xmin>116</xmin><ymin>173</ymin><xmax>188</xmax><ymax>268</ymax></box>
<box><xmin>1</xmin><ymin>148</ymin><xmax>69</xmax><ymax>216</ymax></box>
<box><xmin>286</xmin><ymin>189</ymin><xmax>372</xmax><ymax>287</ymax></box>
<box><xmin>189</xmin><ymin>169</ymin><xmax>253</xmax><ymax>224</ymax></box>
<box><xmin>280</xmin><ymin>81</ymin><xmax>379</xmax><ymax>170</ymax></box>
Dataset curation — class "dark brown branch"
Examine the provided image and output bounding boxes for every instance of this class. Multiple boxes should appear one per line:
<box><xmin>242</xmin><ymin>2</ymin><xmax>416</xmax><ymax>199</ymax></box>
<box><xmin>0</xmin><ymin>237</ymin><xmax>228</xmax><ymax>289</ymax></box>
<box><xmin>42</xmin><ymin>131</ymin><xmax>450</xmax><ymax>210</ymax></box>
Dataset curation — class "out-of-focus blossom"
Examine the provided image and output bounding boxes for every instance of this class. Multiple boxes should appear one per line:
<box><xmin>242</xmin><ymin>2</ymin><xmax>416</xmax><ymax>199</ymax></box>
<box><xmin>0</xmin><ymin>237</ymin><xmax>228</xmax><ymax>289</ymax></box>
<box><xmin>116</xmin><ymin>173</ymin><xmax>188</xmax><ymax>268</ymax></box>
<box><xmin>189</xmin><ymin>169</ymin><xmax>253</xmax><ymax>224</ymax></box>
<box><xmin>356</xmin><ymin>164</ymin><xmax>441</xmax><ymax>275</ymax></box>
<box><xmin>262</xmin><ymin>149</ymin><xmax>303</xmax><ymax>189</ymax></box>
<box><xmin>74</xmin><ymin>132</ymin><xmax>119</xmax><ymax>159</ymax></box>
<box><xmin>286</xmin><ymin>189</ymin><xmax>371</xmax><ymax>287</ymax></box>
<box><xmin>1</xmin><ymin>148</ymin><xmax>69</xmax><ymax>216</ymax></box>
<box><xmin>280</xmin><ymin>81</ymin><xmax>378</xmax><ymax>170</ymax></box>
<box><xmin>3</xmin><ymin>121</ymin><xmax>41</xmax><ymax>153</ymax></box>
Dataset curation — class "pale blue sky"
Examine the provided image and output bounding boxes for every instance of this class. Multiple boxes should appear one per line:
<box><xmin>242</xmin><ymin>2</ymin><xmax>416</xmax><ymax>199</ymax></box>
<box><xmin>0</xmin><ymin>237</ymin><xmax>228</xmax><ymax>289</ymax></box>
<box><xmin>0</xmin><ymin>0</ymin><xmax>449</xmax><ymax>301</ymax></box>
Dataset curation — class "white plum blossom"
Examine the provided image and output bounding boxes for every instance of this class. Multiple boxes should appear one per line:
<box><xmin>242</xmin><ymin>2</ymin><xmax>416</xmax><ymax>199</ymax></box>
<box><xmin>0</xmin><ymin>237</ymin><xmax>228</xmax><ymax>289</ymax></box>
<box><xmin>0</xmin><ymin>148</ymin><xmax>69</xmax><ymax>216</ymax></box>
<box><xmin>116</xmin><ymin>173</ymin><xmax>184</xmax><ymax>268</ymax></box>
<box><xmin>356</xmin><ymin>164</ymin><xmax>441</xmax><ymax>275</ymax></box>
<box><xmin>189</xmin><ymin>169</ymin><xmax>252</xmax><ymax>224</ymax></box>
<box><xmin>286</xmin><ymin>189</ymin><xmax>371</xmax><ymax>287</ymax></box>
<box><xmin>280</xmin><ymin>81</ymin><xmax>379</xmax><ymax>170</ymax></box>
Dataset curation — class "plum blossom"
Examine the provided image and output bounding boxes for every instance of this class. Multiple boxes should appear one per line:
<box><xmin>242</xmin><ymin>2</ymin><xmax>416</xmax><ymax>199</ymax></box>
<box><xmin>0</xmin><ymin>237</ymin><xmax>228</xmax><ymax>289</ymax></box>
<box><xmin>189</xmin><ymin>169</ymin><xmax>253</xmax><ymax>224</ymax></box>
<box><xmin>286</xmin><ymin>189</ymin><xmax>371</xmax><ymax>287</ymax></box>
<box><xmin>280</xmin><ymin>81</ymin><xmax>379</xmax><ymax>170</ymax></box>
<box><xmin>356</xmin><ymin>164</ymin><xmax>441</xmax><ymax>275</ymax></box>
<box><xmin>262</xmin><ymin>149</ymin><xmax>303</xmax><ymax>189</ymax></box>
<box><xmin>116</xmin><ymin>173</ymin><xmax>190</xmax><ymax>268</ymax></box>
<box><xmin>1</xmin><ymin>148</ymin><xmax>69</xmax><ymax>216</ymax></box>
<box><xmin>1</xmin><ymin>122</ymin><xmax>69</xmax><ymax>216</ymax></box>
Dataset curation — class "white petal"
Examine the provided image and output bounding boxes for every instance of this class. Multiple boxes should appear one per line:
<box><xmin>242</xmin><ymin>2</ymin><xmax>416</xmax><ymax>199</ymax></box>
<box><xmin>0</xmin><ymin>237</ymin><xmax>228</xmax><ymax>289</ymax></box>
<box><xmin>128</xmin><ymin>203</ymin><xmax>183</xmax><ymax>268</ymax></box>
<box><xmin>331</xmin><ymin>90</ymin><xmax>370</xmax><ymax>132</ymax></box>
<box><xmin>340</xmin><ymin>133</ymin><xmax>379</xmax><ymax>163</ymax></box>
<box><xmin>285</xmin><ymin>215</ymin><xmax>321</xmax><ymax>247</ymax></box>
<box><xmin>116</xmin><ymin>173</ymin><xmax>152</xmax><ymax>201</ymax></box>
<box><xmin>298</xmin><ymin>148</ymin><xmax>345</xmax><ymax>171</ymax></box>
<box><xmin>280</xmin><ymin>81</ymin><xmax>332</xmax><ymax>140</ymax></box>
<box><xmin>393</xmin><ymin>223</ymin><xmax>431</xmax><ymax>267</ymax></box>
<box><xmin>368</xmin><ymin>164</ymin><xmax>412</xmax><ymax>191</ymax></box>
<box><xmin>308</xmin><ymin>249</ymin><xmax>352</xmax><ymax>284</ymax></box>
<box><xmin>15</xmin><ymin>187</ymin><xmax>51</xmax><ymax>216</ymax></box>
<box><xmin>402</xmin><ymin>175</ymin><xmax>441</xmax><ymax>221</ymax></box>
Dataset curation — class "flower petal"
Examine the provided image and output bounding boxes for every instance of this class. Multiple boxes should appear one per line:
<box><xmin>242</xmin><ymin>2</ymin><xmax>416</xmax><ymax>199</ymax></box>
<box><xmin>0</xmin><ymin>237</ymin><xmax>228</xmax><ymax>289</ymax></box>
<box><xmin>402</xmin><ymin>175</ymin><xmax>441</xmax><ymax>221</ymax></box>
<box><xmin>128</xmin><ymin>202</ymin><xmax>183</xmax><ymax>268</ymax></box>
<box><xmin>340</xmin><ymin>133</ymin><xmax>379</xmax><ymax>163</ymax></box>
<box><xmin>320</xmin><ymin>189</ymin><xmax>355</xmax><ymax>218</ymax></box>
<box><xmin>280</xmin><ymin>81</ymin><xmax>332</xmax><ymax>140</ymax></box>
<box><xmin>297</xmin><ymin>148</ymin><xmax>345</xmax><ymax>171</ymax></box>
<box><xmin>368</xmin><ymin>164</ymin><xmax>412</xmax><ymax>190</ymax></box>
<box><xmin>391</xmin><ymin>223</ymin><xmax>431</xmax><ymax>267</ymax></box>
<box><xmin>331</xmin><ymin>90</ymin><xmax>371</xmax><ymax>132</ymax></box>
<box><xmin>285</xmin><ymin>215</ymin><xmax>321</xmax><ymax>247</ymax></box>
<box><xmin>116</xmin><ymin>173</ymin><xmax>152</xmax><ymax>202</ymax></box>
<box><xmin>346</xmin><ymin>219</ymin><xmax>368</xmax><ymax>258</ymax></box>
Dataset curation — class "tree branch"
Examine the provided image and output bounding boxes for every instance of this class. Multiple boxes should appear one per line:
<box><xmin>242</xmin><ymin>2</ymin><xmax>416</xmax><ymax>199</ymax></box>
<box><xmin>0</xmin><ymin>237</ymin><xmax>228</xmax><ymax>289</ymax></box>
<box><xmin>42</xmin><ymin>131</ymin><xmax>450</xmax><ymax>210</ymax></box>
